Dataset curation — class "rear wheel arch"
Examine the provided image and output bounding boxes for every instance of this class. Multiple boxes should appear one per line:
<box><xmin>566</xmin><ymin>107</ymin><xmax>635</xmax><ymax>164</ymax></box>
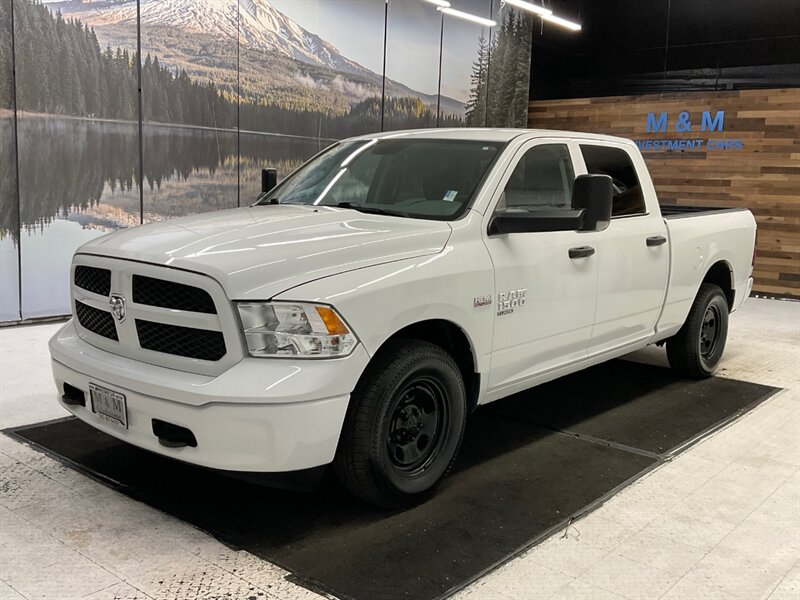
<box><xmin>702</xmin><ymin>260</ymin><xmax>735</xmax><ymax>311</ymax></box>
<box><xmin>667</xmin><ymin>282</ymin><xmax>729</xmax><ymax>378</ymax></box>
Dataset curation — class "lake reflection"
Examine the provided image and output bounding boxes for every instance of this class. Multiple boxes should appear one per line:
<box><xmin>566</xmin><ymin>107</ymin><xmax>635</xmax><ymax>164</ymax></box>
<box><xmin>2</xmin><ymin>116</ymin><xmax>332</xmax><ymax>319</ymax></box>
<box><xmin>1</xmin><ymin>115</ymin><xmax>20</xmax><ymax>321</ymax></box>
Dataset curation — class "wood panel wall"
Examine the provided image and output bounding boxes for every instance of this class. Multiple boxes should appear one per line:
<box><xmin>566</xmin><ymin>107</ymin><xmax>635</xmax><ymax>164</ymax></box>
<box><xmin>528</xmin><ymin>88</ymin><xmax>800</xmax><ymax>299</ymax></box>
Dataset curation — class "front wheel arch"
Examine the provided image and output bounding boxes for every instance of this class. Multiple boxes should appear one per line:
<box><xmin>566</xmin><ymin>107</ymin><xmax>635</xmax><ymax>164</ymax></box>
<box><xmin>369</xmin><ymin>319</ymin><xmax>481</xmax><ymax>414</ymax></box>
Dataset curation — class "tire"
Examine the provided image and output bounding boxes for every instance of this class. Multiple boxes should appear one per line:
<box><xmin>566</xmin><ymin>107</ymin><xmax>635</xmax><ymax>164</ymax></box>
<box><xmin>334</xmin><ymin>339</ymin><xmax>467</xmax><ymax>508</ymax></box>
<box><xmin>667</xmin><ymin>283</ymin><xmax>729</xmax><ymax>379</ymax></box>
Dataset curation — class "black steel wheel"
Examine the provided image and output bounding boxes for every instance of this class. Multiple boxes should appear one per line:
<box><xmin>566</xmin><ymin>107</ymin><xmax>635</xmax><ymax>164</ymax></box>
<box><xmin>334</xmin><ymin>339</ymin><xmax>467</xmax><ymax>508</ymax></box>
<box><xmin>699</xmin><ymin>304</ymin><xmax>722</xmax><ymax>360</ymax></box>
<box><xmin>667</xmin><ymin>283</ymin><xmax>729</xmax><ymax>379</ymax></box>
<box><xmin>386</xmin><ymin>376</ymin><xmax>448</xmax><ymax>473</ymax></box>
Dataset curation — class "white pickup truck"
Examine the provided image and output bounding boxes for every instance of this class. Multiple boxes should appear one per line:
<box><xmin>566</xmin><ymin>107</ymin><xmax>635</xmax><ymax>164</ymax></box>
<box><xmin>50</xmin><ymin>129</ymin><xmax>757</xmax><ymax>507</ymax></box>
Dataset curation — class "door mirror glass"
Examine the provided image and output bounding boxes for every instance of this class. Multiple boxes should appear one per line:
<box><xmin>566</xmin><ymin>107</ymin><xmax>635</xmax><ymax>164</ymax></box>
<box><xmin>571</xmin><ymin>174</ymin><xmax>613</xmax><ymax>232</ymax></box>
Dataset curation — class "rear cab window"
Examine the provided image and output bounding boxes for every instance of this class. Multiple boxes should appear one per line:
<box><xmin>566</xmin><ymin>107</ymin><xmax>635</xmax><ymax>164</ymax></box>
<box><xmin>580</xmin><ymin>145</ymin><xmax>646</xmax><ymax>217</ymax></box>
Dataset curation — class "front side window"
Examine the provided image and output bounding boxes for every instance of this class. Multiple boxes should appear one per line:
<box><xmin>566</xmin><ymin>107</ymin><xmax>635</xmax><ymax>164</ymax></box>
<box><xmin>257</xmin><ymin>139</ymin><xmax>503</xmax><ymax>220</ymax></box>
<box><xmin>580</xmin><ymin>145</ymin><xmax>646</xmax><ymax>217</ymax></box>
<box><xmin>498</xmin><ymin>144</ymin><xmax>574</xmax><ymax>212</ymax></box>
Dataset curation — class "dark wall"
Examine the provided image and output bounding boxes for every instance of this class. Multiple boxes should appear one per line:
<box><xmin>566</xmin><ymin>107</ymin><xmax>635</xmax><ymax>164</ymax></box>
<box><xmin>530</xmin><ymin>0</ymin><xmax>800</xmax><ymax>99</ymax></box>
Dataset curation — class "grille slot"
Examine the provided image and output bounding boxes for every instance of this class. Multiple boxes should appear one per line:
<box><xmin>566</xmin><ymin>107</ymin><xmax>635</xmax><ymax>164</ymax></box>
<box><xmin>75</xmin><ymin>301</ymin><xmax>118</xmax><ymax>341</ymax></box>
<box><xmin>74</xmin><ymin>266</ymin><xmax>111</xmax><ymax>296</ymax></box>
<box><xmin>132</xmin><ymin>275</ymin><xmax>216</xmax><ymax>314</ymax></box>
<box><xmin>135</xmin><ymin>320</ymin><xmax>226</xmax><ymax>361</ymax></box>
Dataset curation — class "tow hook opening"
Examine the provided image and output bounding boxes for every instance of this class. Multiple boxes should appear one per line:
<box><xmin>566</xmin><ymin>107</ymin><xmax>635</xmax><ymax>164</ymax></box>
<box><xmin>62</xmin><ymin>383</ymin><xmax>86</xmax><ymax>407</ymax></box>
<box><xmin>152</xmin><ymin>419</ymin><xmax>198</xmax><ymax>448</ymax></box>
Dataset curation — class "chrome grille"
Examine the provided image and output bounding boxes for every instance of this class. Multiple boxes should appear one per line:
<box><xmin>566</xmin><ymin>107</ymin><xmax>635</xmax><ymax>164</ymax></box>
<box><xmin>132</xmin><ymin>275</ymin><xmax>216</xmax><ymax>314</ymax></box>
<box><xmin>75</xmin><ymin>301</ymin><xmax>118</xmax><ymax>341</ymax></box>
<box><xmin>135</xmin><ymin>320</ymin><xmax>226</xmax><ymax>361</ymax></box>
<box><xmin>74</xmin><ymin>266</ymin><xmax>111</xmax><ymax>296</ymax></box>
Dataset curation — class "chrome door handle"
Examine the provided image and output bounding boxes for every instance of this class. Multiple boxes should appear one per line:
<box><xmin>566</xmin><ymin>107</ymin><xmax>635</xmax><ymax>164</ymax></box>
<box><xmin>646</xmin><ymin>235</ymin><xmax>667</xmax><ymax>247</ymax></box>
<box><xmin>569</xmin><ymin>246</ymin><xmax>595</xmax><ymax>259</ymax></box>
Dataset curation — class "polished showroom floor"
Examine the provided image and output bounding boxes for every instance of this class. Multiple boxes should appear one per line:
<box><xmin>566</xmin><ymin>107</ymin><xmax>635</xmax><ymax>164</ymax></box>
<box><xmin>1</xmin><ymin>297</ymin><xmax>798</xmax><ymax>600</ymax></box>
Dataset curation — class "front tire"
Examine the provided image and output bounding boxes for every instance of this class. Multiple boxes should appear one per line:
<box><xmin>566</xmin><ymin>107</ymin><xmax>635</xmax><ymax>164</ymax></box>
<box><xmin>334</xmin><ymin>339</ymin><xmax>466</xmax><ymax>508</ymax></box>
<box><xmin>667</xmin><ymin>283</ymin><xmax>729</xmax><ymax>379</ymax></box>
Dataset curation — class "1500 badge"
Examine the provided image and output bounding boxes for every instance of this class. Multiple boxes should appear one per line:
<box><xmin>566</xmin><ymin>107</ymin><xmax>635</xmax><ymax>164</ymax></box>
<box><xmin>497</xmin><ymin>289</ymin><xmax>526</xmax><ymax>316</ymax></box>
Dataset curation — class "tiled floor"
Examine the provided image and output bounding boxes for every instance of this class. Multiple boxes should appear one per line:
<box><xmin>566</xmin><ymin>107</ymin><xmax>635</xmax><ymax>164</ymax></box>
<box><xmin>1</xmin><ymin>297</ymin><xmax>798</xmax><ymax>600</ymax></box>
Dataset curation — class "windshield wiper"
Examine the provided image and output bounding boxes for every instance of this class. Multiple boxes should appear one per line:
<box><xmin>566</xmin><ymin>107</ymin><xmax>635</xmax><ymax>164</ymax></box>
<box><xmin>334</xmin><ymin>202</ymin><xmax>408</xmax><ymax>217</ymax></box>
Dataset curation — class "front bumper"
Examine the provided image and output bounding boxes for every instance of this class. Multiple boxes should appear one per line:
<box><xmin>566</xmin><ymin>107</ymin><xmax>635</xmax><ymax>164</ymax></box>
<box><xmin>49</xmin><ymin>320</ymin><xmax>370</xmax><ymax>472</ymax></box>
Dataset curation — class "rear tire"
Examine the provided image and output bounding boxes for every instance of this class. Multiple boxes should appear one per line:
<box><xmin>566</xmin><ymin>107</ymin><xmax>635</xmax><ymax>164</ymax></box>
<box><xmin>667</xmin><ymin>283</ymin><xmax>729</xmax><ymax>379</ymax></box>
<box><xmin>334</xmin><ymin>339</ymin><xmax>466</xmax><ymax>508</ymax></box>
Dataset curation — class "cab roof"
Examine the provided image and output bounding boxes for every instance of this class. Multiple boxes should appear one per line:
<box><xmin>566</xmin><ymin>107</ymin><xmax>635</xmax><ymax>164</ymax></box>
<box><xmin>353</xmin><ymin>128</ymin><xmax>634</xmax><ymax>146</ymax></box>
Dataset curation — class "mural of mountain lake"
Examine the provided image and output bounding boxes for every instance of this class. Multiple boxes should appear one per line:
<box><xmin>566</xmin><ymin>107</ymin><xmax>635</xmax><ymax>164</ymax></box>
<box><xmin>2</xmin><ymin>116</ymin><xmax>332</xmax><ymax>320</ymax></box>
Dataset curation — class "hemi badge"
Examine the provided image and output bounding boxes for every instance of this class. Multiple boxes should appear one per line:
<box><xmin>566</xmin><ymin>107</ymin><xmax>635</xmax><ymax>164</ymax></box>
<box><xmin>473</xmin><ymin>295</ymin><xmax>492</xmax><ymax>308</ymax></box>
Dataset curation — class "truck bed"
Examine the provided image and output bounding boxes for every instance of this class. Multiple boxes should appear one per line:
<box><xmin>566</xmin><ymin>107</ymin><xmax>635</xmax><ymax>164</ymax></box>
<box><xmin>660</xmin><ymin>204</ymin><xmax>748</xmax><ymax>219</ymax></box>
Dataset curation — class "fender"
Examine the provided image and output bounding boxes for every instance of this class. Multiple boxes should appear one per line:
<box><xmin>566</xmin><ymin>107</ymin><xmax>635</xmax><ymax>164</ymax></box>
<box><xmin>273</xmin><ymin>246</ymin><xmax>496</xmax><ymax>376</ymax></box>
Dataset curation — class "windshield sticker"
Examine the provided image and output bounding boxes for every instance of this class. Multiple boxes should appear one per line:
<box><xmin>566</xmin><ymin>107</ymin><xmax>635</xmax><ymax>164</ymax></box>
<box><xmin>443</xmin><ymin>190</ymin><xmax>458</xmax><ymax>202</ymax></box>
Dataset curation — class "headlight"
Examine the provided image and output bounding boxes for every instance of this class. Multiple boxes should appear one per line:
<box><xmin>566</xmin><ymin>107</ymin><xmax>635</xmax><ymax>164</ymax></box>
<box><xmin>235</xmin><ymin>302</ymin><xmax>358</xmax><ymax>358</ymax></box>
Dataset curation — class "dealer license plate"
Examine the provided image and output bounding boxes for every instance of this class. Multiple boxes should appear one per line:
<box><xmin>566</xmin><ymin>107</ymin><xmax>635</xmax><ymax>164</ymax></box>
<box><xmin>89</xmin><ymin>383</ymin><xmax>128</xmax><ymax>429</ymax></box>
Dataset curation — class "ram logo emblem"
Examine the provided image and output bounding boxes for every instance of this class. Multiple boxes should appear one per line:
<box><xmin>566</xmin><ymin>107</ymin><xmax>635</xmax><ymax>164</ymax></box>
<box><xmin>109</xmin><ymin>294</ymin><xmax>126</xmax><ymax>323</ymax></box>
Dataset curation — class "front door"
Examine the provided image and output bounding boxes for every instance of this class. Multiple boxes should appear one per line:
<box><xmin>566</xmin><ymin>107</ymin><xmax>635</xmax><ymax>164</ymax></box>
<box><xmin>483</xmin><ymin>141</ymin><xmax>599</xmax><ymax>396</ymax></box>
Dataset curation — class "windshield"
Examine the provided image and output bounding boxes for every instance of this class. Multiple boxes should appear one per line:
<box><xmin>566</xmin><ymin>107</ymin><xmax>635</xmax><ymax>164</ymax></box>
<box><xmin>257</xmin><ymin>138</ymin><xmax>504</xmax><ymax>220</ymax></box>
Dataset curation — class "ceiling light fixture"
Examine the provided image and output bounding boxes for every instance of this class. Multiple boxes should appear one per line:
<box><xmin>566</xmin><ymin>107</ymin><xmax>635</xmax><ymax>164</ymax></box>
<box><xmin>542</xmin><ymin>13</ymin><xmax>582</xmax><ymax>31</ymax></box>
<box><xmin>423</xmin><ymin>0</ymin><xmax>451</xmax><ymax>7</ymax></box>
<box><xmin>437</xmin><ymin>6</ymin><xmax>497</xmax><ymax>27</ymax></box>
<box><xmin>503</xmin><ymin>0</ymin><xmax>552</xmax><ymax>17</ymax></box>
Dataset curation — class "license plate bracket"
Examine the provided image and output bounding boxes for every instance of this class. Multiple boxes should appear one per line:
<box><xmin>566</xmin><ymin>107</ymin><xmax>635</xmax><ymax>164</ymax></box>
<box><xmin>89</xmin><ymin>383</ymin><xmax>128</xmax><ymax>429</ymax></box>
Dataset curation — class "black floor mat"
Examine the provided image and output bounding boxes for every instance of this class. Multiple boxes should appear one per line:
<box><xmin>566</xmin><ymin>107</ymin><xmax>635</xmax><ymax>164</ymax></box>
<box><xmin>8</xmin><ymin>360</ymin><xmax>779</xmax><ymax>600</ymax></box>
<box><xmin>487</xmin><ymin>360</ymin><xmax>776</xmax><ymax>455</ymax></box>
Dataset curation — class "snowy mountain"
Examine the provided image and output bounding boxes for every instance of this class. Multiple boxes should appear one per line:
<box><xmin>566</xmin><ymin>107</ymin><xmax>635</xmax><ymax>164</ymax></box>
<box><xmin>66</xmin><ymin>0</ymin><xmax>374</xmax><ymax>78</ymax></box>
<box><xmin>53</xmin><ymin>0</ymin><xmax>465</xmax><ymax>115</ymax></box>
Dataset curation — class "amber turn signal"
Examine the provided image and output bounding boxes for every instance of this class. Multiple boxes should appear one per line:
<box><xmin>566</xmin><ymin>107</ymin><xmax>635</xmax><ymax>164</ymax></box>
<box><xmin>315</xmin><ymin>306</ymin><xmax>350</xmax><ymax>335</ymax></box>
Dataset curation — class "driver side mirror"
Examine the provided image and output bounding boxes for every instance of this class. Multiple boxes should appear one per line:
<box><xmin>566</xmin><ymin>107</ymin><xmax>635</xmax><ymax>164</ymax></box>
<box><xmin>571</xmin><ymin>174</ymin><xmax>613</xmax><ymax>232</ymax></box>
<box><xmin>256</xmin><ymin>168</ymin><xmax>279</xmax><ymax>205</ymax></box>
<box><xmin>261</xmin><ymin>168</ymin><xmax>278</xmax><ymax>194</ymax></box>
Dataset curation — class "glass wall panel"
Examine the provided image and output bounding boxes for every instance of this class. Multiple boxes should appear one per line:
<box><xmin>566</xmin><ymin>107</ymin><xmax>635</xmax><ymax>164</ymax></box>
<box><xmin>0</xmin><ymin>0</ymin><xmax>19</xmax><ymax>321</ymax></box>
<box><xmin>239</xmin><ymin>0</ymin><xmax>384</xmax><ymax>201</ymax></box>
<box><xmin>14</xmin><ymin>0</ymin><xmax>138</xmax><ymax>318</ymax></box>
<box><xmin>440</xmin><ymin>0</ymin><xmax>493</xmax><ymax>127</ymax></box>
<box><xmin>486</xmin><ymin>4</ymin><xmax>533</xmax><ymax>127</ymax></box>
<box><xmin>383</xmin><ymin>0</ymin><xmax>442</xmax><ymax>131</ymax></box>
<box><xmin>140</xmin><ymin>0</ymin><xmax>239</xmax><ymax>221</ymax></box>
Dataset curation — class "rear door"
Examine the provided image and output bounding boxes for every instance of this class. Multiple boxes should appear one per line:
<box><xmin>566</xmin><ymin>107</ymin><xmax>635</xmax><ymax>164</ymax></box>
<box><xmin>576</xmin><ymin>143</ymin><xmax>670</xmax><ymax>354</ymax></box>
<box><xmin>483</xmin><ymin>140</ymin><xmax>599</xmax><ymax>394</ymax></box>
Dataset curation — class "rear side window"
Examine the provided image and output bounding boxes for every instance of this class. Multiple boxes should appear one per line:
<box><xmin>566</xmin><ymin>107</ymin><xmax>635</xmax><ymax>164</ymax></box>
<box><xmin>500</xmin><ymin>144</ymin><xmax>574</xmax><ymax>211</ymax></box>
<box><xmin>580</xmin><ymin>145</ymin><xmax>646</xmax><ymax>217</ymax></box>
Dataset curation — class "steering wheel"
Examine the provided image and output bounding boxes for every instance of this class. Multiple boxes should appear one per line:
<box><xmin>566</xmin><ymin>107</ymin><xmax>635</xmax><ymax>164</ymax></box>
<box><xmin>611</xmin><ymin>177</ymin><xmax>628</xmax><ymax>195</ymax></box>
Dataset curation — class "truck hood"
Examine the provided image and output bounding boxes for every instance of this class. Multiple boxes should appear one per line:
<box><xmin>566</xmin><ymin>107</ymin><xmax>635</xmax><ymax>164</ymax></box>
<box><xmin>77</xmin><ymin>205</ymin><xmax>452</xmax><ymax>300</ymax></box>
